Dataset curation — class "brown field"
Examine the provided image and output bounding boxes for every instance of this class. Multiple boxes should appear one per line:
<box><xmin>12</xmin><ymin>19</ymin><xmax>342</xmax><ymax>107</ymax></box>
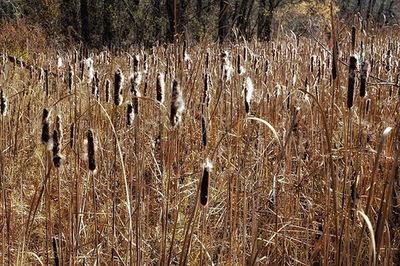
<box><xmin>0</xmin><ymin>25</ymin><xmax>400</xmax><ymax>265</ymax></box>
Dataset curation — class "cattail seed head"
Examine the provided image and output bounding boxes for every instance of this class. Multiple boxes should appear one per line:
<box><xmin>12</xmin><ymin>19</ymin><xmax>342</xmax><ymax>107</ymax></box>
<box><xmin>114</xmin><ymin>69</ymin><xmax>124</xmax><ymax>106</ymax></box>
<box><xmin>0</xmin><ymin>90</ymin><xmax>8</xmax><ymax>116</ymax></box>
<box><xmin>92</xmin><ymin>71</ymin><xmax>100</xmax><ymax>100</ymax></box>
<box><xmin>244</xmin><ymin>77</ymin><xmax>254</xmax><ymax>114</ymax></box>
<box><xmin>70</xmin><ymin>123</ymin><xmax>75</xmax><ymax>149</ymax></box>
<box><xmin>68</xmin><ymin>65</ymin><xmax>74</xmax><ymax>92</ymax></box>
<box><xmin>170</xmin><ymin>79</ymin><xmax>185</xmax><ymax>127</ymax></box>
<box><xmin>347</xmin><ymin>54</ymin><xmax>358</xmax><ymax>109</ymax></box>
<box><xmin>201</xmin><ymin>115</ymin><xmax>207</xmax><ymax>147</ymax></box>
<box><xmin>203</xmin><ymin>73</ymin><xmax>211</xmax><ymax>107</ymax></box>
<box><xmin>41</xmin><ymin>108</ymin><xmax>51</xmax><ymax>146</ymax></box>
<box><xmin>156</xmin><ymin>72</ymin><xmax>165</xmax><ymax>104</ymax></box>
<box><xmin>105</xmin><ymin>79</ymin><xmax>111</xmax><ymax>103</ymax></box>
<box><xmin>200</xmin><ymin>158</ymin><xmax>213</xmax><ymax>206</ymax></box>
<box><xmin>222</xmin><ymin>51</ymin><xmax>233</xmax><ymax>82</ymax></box>
<box><xmin>360</xmin><ymin>61</ymin><xmax>370</xmax><ymax>97</ymax></box>
<box><xmin>126</xmin><ymin>101</ymin><xmax>134</xmax><ymax>126</ymax></box>
<box><xmin>86</xmin><ymin>129</ymin><xmax>96</xmax><ymax>172</ymax></box>
<box><xmin>52</xmin><ymin>116</ymin><xmax>63</xmax><ymax>168</ymax></box>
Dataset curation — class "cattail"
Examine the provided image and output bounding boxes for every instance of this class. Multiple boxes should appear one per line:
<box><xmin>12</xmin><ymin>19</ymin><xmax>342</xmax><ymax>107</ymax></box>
<box><xmin>105</xmin><ymin>79</ymin><xmax>111</xmax><ymax>103</ymax></box>
<box><xmin>156</xmin><ymin>72</ymin><xmax>165</xmax><ymax>104</ymax></box>
<box><xmin>360</xmin><ymin>61</ymin><xmax>370</xmax><ymax>97</ymax></box>
<box><xmin>203</xmin><ymin>73</ymin><xmax>211</xmax><ymax>107</ymax></box>
<box><xmin>200</xmin><ymin>158</ymin><xmax>213</xmax><ymax>206</ymax></box>
<box><xmin>133</xmin><ymin>54</ymin><xmax>140</xmax><ymax>73</ymax></box>
<box><xmin>85</xmin><ymin>58</ymin><xmax>94</xmax><ymax>83</ymax></box>
<box><xmin>68</xmin><ymin>65</ymin><xmax>74</xmax><ymax>92</ymax></box>
<box><xmin>86</xmin><ymin>129</ymin><xmax>96</xmax><ymax>172</ymax></box>
<box><xmin>131</xmin><ymin>77</ymin><xmax>141</xmax><ymax>115</ymax></box>
<box><xmin>92</xmin><ymin>71</ymin><xmax>100</xmax><ymax>100</ymax></box>
<box><xmin>385</xmin><ymin>49</ymin><xmax>392</xmax><ymax>72</ymax></box>
<box><xmin>41</xmin><ymin>108</ymin><xmax>51</xmax><ymax>146</ymax></box>
<box><xmin>114</xmin><ymin>69</ymin><xmax>124</xmax><ymax>106</ymax></box>
<box><xmin>170</xmin><ymin>79</ymin><xmax>185</xmax><ymax>127</ymax></box>
<box><xmin>201</xmin><ymin>116</ymin><xmax>207</xmax><ymax>147</ymax></box>
<box><xmin>0</xmin><ymin>90</ymin><xmax>8</xmax><ymax>116</ymax></box>
<box><xmin>70</xmin><ymin>123</ymin><xmax>75</xmax><ymax>149</ymax></box>
<box><xmin>244</xmin><ymin>77</ymin><xmax>254</xmax><ymax>114</ymax></box>
<box><xmin>130</xmin><ymin>72</ymin><xmax>142</xmax><ymax>95</ymax></box>
<box><xmin>351</xmin><ymin>25</ymin><xmax>356</xmax><ymax>52</ymax></box>
<box><xmin>347</xmin><ymin>55</ymin><xmax>358</xmax><ymax>109</ymax></box>
<box><xmin>52</xmin><ymin>115</ymin><xmax>63</xmax><ymax>168</ymax></box>
<box><xmin>222</xmin><ymin>51</ymin><xmax>233</xmax><ymax>82</ymax></box>
<box><xmin>126</xmin><ymin>101</ymin><xmax>134</xmax><ymax>126</ymax></box>
<box><xmin>365</xmin><ymin>98</ymin><xmax>371</xmax><ymax>115</ymax></box>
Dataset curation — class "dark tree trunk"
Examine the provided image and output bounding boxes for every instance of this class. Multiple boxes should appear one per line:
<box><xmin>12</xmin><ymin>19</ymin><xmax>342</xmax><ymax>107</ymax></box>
<box><xmin>60</xmin><ymin>0</ymin><xmax>77</xmax><ymax>32</ymax></box>
<box><xmin>80</xmin><ymin>0</ymin><xmax>90</xmax><ymax>44</ymax></box>
<box><xmin>237</xmin><ymin>0</ymin><xmax>248</xmax><ymax>35</ymax></box>
<box><xmin>103</xmin><ymin>0</ymin><xmax>113</xmax><ymax>46</ymax></box>
<box><xmin>258</xmin><ymin>0</ymin><xmax>273</xmax><ymax>41</ymax></box>
<box><xmin>166</xmin><ymin>0</ymin><xmax>176</xmax><ymax>42</ymax></box>
<box><xmin>218</xmin><ymin>0</ymin><xmax>230</xmax><ymax>42</ymax></box>
<box><xmin>133</xmin><ymin>0</ymin><xmax>140</xmax><ymax>5</ymax></box>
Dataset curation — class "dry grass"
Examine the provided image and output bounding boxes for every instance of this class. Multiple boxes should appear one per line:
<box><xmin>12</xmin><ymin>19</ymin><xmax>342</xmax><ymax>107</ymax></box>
<box><xmin>1</xmin><ymin>23</ymin><xmax>400</xmax><ymax>265</ymax></box>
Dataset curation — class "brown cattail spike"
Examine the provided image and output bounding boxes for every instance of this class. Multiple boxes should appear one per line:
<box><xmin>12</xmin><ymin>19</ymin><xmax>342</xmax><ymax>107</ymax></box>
<box><xmin>68</xmin><ymin>65</ymin><xmax>74</xmax><ymax>92</ymax></box>
<box><xmin>351</xmin><ymin>26</ymin><xmax>356</xmax><ymax>52</ymax></box>
<box><xmin>200</xmin><ymin>159</ymin><xmax>213</xmax><ymax>206</ymax></box>
<box><xmin>87</xmin><ymin>129</ymin><xmax>96</xmax><ymax>172</ymax></box>
<box><xmin>52</xmin><ymin>115</ymin><xmax>63</xmax><ymax>168</ymax></box>
<box><xmin>0</xmin><ymin>90</ymin><xmax>8</xmax><ymax>116</ymax></box>
<box><xmin>347</xmin><ymin>55</ymin><xmax>358</xmax><ymax>109</ymax></box>
<box><xmin>170</xmin><ymin>80</ymin><xmax>185</xmax><ymax>127</ymax></box>
<box><xmin>41</xmin><ymin>108</ymin><xmax>51</xmax><ymax>145</ymax></box>
<box><xmin>70</xmin><ymin>123</ymin><xmax>75</xmax><ymax>149</ymax></box>
<box><xmin>114</xmin><ymin>69</ymin><xmax>124</xmax><ymax>106</ymax></box>
<box><xmin>360</xmin><ymin>61</ymin><xmax>370</xmax><ymax>97</ymax></box>
<box><xmin>201</xmin><ymin>116</ymin><xmax>207</xmax><ymax>147</ymax></box>
<box><xmin>127</xmin><ymin>101</ymin><xmax>134</xmax><ymax>126</ymax></box>
<box><xmin>156</xmin><ymin>73</ymin><xmax>165</xmax><ymax>104</ymax></box>
<box><xmin>105</xmin><ymin>79</ymin><xmax>111</xmax><ymax>103</ymax></box>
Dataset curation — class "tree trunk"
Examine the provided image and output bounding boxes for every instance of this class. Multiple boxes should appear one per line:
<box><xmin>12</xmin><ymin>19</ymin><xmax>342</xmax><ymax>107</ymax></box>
<box><xmin>80</xmin><ymin>0</ymin><xmax>90</xmax><ymax>44</ymax></box>
<box><xmin>218</xmin><ymin>0</ymin><xmax>230</xmax><ymax>42</ymax></box>
<box><xmin>102</xmin><ymin>0</ymin><xmax>113</xmax><ymax>46</ymax></box>
<box><xmin>166</xmin><ymin>0</ymin><xmax>176</xmax><ymax>42</ymax></box>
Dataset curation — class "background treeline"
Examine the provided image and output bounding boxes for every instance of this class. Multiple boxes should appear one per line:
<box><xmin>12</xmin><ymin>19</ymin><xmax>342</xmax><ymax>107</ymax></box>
<box><xmin>0</xmin><ymin>0</ymin><xmax>399</xmax><ymax>49</ymax></box>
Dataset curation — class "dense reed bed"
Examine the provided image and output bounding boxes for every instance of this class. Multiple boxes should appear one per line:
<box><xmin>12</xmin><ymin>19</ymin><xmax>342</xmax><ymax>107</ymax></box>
<box><xmin>0</xmin><ymin>25</ymin><xmax>400</xmax><ymax>265</ymax></box>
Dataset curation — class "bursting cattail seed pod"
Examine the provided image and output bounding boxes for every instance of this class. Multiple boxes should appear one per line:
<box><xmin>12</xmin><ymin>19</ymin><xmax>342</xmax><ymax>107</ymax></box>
<box><xmin>114</xmin><ymin>69</ymin><xmax>124</xmax><ymax>106</ymax></box>
<box><xmin>127</xmin><ymin>101</ymin><xmax>134</xmax><ymax>126</ymax></box>
<box><xmin>0</xmin><ymin>90</ymin><xmax>8</xmax><ymax>116</ymax></box>
<box><xmin>200</xmin><ymin>158</ymin><xmax>213</xmax><ymax>206</ymax></box>
<box><xmin>170</xmin><ymin>79</ymin><xmax>185</xmax><ymax>127</ymax></box>
<box><xmin>222</xmin><ymin>51</ymin><xmax>233</xmax><ymax>82</ymax></box>
<box><xmin>92</xmin><ymin>71</ymin><xmax>100</xmax><ymax>100</ymax></box>
<box><xmin>156</xmin><ymin>72</ymin><xmax>165</xmax><ymax>104</ymax></box>
<box><xmin>347</xmin><ymin>55</ymin><xmax>358</xmax><ymax>109</ymax></box>
<box><xmin>86</xmin><ymin>129</ymin><xmax>96</xmax><ymax>172</ymax></box>
<box><xmin>105</xmin><ymin>79</ymin><xmax>111</xmax><ymax>103</ymax></box>
<box><xmin>360</xmin><ymin>61</ymin><xmax>370</xmax><ymax>97</ymax></box>
<box><xmin>203</xmin><ymin>73</ymin><xmax>211</xmax><ymax>107</ymax></box>
<box><xmin>41</xmin><ymin>108</ymin><xmax>51</xmax><ymax>146</ymax></box>
<box><xmin>244</xmin><ymin>77</ymin><xmax>254</xmax><ymax>114</ymax></box>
